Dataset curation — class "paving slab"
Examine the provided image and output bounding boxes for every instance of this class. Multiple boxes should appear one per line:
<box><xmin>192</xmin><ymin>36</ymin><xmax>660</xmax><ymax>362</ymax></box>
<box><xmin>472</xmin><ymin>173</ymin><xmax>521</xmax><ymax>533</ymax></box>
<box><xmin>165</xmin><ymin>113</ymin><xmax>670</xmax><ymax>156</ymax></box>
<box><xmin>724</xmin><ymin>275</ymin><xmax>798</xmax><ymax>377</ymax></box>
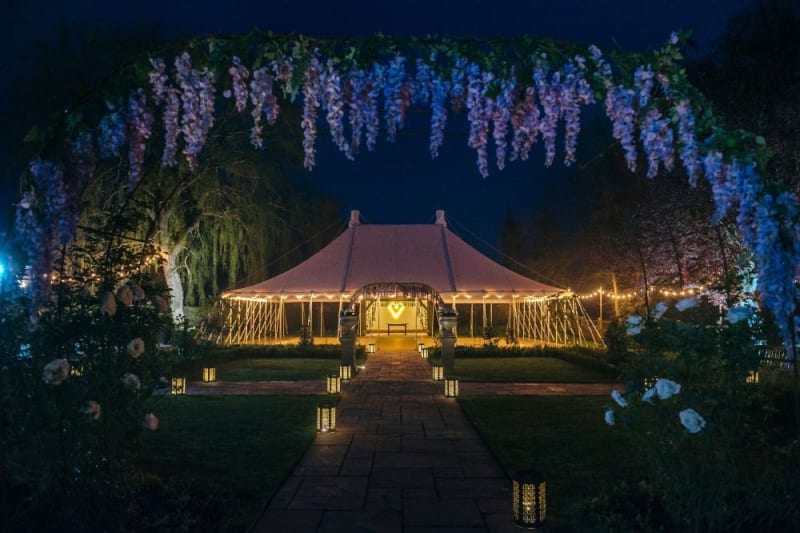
<box><xmin>253</xmin><ymin>348</ymin><xmax>519</xmax><ymax>531</ymax></box>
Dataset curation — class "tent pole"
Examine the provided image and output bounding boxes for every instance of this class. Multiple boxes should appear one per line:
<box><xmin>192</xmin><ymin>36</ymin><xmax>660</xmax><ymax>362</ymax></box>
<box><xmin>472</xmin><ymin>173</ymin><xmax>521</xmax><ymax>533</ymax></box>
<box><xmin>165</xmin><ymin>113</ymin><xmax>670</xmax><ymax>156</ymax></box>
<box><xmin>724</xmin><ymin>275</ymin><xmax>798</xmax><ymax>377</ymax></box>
<box><xmin>470</xmin><ymin>303</ymin><xmax>474</xmax><ymax>339</ymax></box>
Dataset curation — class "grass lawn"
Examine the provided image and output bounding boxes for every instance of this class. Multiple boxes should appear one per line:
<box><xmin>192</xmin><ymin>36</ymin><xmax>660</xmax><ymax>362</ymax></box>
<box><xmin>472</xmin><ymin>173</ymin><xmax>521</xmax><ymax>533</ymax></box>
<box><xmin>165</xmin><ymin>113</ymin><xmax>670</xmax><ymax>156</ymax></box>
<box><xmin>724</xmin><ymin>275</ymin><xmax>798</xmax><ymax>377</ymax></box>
<box><xmin>459</xmin><ymin>395</ymin><xmax>642</xmax><ymax>531</ymax></box>
<box><xmin>214</xmin><ymin>358</ymin><xmax>342</xmax><ymax>381</ymax></box>
<box><xmin>141</xmin><ymin>395</ymin><xmax>319</xmax><ymax>530</ymax></box>
<box><xmin>447</xmin><ymin>357</ymin><xmax>618</xmax><ymax>383</ymax></box>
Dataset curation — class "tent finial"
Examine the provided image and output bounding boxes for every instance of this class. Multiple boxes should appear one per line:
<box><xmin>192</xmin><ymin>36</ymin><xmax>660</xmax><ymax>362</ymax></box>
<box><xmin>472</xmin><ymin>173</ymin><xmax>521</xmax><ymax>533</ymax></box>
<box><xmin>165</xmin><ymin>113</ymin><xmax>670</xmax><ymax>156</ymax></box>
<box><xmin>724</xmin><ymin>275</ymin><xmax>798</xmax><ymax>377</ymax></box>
<box><xmin>435</xmin><ymin>210</ymin><xmax>446</xmax><ymax>227</ymax></box>
<box><xmin>349</xmin><ymin>210</ymin><xmax>361</xmax><ymax>227</ymax></box>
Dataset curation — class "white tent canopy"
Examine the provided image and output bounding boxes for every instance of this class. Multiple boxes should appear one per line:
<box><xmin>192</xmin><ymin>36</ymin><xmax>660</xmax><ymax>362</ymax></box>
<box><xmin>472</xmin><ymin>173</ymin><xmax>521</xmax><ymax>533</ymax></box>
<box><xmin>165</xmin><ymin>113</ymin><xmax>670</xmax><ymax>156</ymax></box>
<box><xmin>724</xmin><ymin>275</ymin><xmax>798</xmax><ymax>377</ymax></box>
<box><xmin>223</xmin><ymin>210</ymin><xmax>564</xmax><ymax>302</ymax></box>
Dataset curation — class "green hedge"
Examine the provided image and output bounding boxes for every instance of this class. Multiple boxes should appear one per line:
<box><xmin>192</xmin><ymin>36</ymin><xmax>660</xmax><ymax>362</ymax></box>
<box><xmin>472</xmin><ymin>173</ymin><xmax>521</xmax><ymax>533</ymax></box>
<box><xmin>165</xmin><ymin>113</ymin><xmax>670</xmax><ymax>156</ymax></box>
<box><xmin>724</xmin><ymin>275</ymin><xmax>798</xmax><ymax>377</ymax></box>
<box><xmin>428</xmin><ymin>345</ymin><xmax>618</xmax><ymax>377</ymax></box>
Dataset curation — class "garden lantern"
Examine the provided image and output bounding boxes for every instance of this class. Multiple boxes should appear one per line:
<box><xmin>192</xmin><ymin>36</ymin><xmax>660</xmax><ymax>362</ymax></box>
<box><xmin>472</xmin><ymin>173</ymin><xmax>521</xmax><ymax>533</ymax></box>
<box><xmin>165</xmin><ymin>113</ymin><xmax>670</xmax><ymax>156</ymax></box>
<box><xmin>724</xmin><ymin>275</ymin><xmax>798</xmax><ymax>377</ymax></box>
<box><xmin>316</xmin><ymin>403</ymin><xmax>336</xmax><ymax>432</ymax></box>
<box><xmin>432</xmin><ymin>364</ymin><xmax>444</xmax><ymax>381</ymax></box>
<box><xmin>420</xmin><ymin>347</ymin><xmax>429</xmax><ymax>359</ymax></box>
<box><xmin>444</xmin><ymin>378</ymin><xmax>459</xmax><ymax>397</ymax></box>
<box><xmin>202</xmin><ymin>367</ymin><xmax>216</xmax><ymax>382</ymax></box>
<box><xmin>171</xmin><ymin>376</ymin><xmax>186</xmax><ymax>395</ymax></box>
<box><xmin>746</xmin><ymin>370</ymin><xmax>759</xmax><ymax>384</ymax></box>
<box><xmin>367</xmin><ymin>342</ymin><xmax>376</xmax><ymax>353</ymax></box>
<box><xmin>512</xmin><ymin>469</ymin><xmax>546</xmax><ymax>529</ymax></box>
<box><xmin>327</xmin><ymin>374</ymin><xmax>341</xmax><ymax>393</ymax></box>
<box><xmin>340</xmin><ymin>364</ymin><xmax>352</xmax><ymax>380</ymax></box>
<box><xmin>418</xmin><ymin>343</ymin><xmax>424</xmax><ymax>352</ymax></box>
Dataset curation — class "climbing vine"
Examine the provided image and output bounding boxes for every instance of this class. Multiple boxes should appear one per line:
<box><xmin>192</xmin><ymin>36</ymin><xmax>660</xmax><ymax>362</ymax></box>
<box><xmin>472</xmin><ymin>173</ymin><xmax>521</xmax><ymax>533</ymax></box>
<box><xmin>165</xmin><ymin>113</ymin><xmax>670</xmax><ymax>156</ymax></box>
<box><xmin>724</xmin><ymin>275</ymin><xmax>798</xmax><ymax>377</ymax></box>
<box><xmin>13</xmin><ymin>30</ymin><xmax>800</xmax><ymax>351</ymax></box>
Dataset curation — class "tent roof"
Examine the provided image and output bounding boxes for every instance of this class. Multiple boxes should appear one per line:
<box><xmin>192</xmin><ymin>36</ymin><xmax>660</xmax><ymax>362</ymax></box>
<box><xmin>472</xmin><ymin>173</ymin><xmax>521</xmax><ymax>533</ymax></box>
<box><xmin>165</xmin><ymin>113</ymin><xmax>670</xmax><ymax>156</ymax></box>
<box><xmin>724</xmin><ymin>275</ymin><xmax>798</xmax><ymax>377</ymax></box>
<box><xmin>223</xmin><ymin>211</ymin><xmax>564</xmax><ymax>301</ymax></box>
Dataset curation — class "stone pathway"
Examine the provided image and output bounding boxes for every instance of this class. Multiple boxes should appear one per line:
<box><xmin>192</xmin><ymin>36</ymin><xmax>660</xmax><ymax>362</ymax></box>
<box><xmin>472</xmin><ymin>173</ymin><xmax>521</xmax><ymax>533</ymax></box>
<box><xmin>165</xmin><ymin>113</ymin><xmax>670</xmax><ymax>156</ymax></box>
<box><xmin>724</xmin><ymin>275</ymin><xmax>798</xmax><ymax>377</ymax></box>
<box><xmin>252</xmin><ymin>348</ymin><xmax>520</xmax><ymax>532</ymax></box>
<box><xmin>189</xmin><ymin>380</ymin><xmax>616</xmax><ymax>396</ymax></box>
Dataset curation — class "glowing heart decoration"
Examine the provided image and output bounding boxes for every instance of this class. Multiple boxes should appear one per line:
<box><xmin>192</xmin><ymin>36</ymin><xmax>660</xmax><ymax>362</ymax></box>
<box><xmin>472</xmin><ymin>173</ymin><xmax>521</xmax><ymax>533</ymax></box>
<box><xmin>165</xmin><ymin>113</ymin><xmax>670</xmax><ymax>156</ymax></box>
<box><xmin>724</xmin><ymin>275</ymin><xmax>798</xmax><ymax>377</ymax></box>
<box><xmin>387</xmin><ymin>302</ymin><xmax>406</xmax><ymax>320</ymax></box>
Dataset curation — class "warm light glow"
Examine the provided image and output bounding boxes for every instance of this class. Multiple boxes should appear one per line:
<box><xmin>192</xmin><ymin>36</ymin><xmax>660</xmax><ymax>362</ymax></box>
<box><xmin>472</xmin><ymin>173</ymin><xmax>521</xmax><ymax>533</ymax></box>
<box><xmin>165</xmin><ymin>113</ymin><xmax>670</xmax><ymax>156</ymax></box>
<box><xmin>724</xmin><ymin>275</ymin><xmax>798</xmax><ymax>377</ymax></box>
<box><xmin>444</xmin><ymin>378</ymin><xmax>459</xmax><ymax>397</ymax></box>
<box><xmin>367</xmin><ymin>343</ymin><xmax>376</xmax><ymax>353</ymax></box>
<box><xmin>316</xmin><ymin>404</ymin><xmax>336</xmax><ymax>432</ymax></box>
<box><xmin>432</xmin><ymin>364</ymin><xmax>444</xmax><ymax>381</ymax></box>
<box><xmin>418</xmin><ymin>343</ymin><xmax>425</xmax><ymax>353</ymax></box>
<box><xmin>746</xmin><ymin>370</ymin><xmax>759</xmax><ymax>384</ymax></box>
<box><xmin>327</xmin><ymin>374</ymin><xmax>341</xmax><ymax>393</ymax></box>
<box><xmin>171</xmin><ymin>377</ymin><xmax>186</xmax><ymax>395</ymax></box>
<box><xmin>512</xmin><ymin>470</ymin><xmax>546</xmax><ymax>529</ymax></box>
<box><xmin>202</xmin><ymin>367</ymin><xmax>216</xmax><ymax>382</ymax></box>
<box><xmin>387</xmin><ymin>302</ymin><xmax>405</xmax><ymax>320</ymax></box>
<box><xmin>420</xmin><ymin>347</ymin><xmax>429</xmax><ymax>359</ymax></box>
<box><xmin>339</xmin><ymin>364</ymin><xmax>352</xmax><ymax>380</ymax></box>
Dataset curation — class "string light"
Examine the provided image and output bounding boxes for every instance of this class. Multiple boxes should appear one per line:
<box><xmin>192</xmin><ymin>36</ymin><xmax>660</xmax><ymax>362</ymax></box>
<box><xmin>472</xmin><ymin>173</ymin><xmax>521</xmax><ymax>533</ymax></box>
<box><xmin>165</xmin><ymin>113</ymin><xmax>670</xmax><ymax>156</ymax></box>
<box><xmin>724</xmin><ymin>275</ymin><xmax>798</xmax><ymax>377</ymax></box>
<box><xmin>574</xmin><ymin>285</ymin><xmax>705</xmax><ymax>300</ymax></box>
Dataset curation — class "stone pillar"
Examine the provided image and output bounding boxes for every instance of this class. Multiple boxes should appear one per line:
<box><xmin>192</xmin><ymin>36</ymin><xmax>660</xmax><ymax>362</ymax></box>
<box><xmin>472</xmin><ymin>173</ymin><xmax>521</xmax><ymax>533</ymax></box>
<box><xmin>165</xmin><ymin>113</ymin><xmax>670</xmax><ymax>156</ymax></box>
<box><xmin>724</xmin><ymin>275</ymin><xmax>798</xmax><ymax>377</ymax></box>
<box><xmin>338</xmin><ymin>309</ymin><xmax>358</xmax><ymax>371</ymax></box>
<box><xmin>437</xmin><ymin>307</ymin><xmax>458</xmax><ymax>377</ymax></box>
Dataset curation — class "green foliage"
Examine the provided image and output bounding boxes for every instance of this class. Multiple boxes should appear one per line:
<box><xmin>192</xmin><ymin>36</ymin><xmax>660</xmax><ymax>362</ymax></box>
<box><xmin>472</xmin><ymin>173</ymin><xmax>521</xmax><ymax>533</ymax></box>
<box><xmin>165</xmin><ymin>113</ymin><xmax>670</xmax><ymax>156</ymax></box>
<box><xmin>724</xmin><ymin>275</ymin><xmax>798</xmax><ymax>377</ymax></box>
<box><xmin>603</xmin><ymin>318</ymin><xmax>630</xmax><ymax>361</ymax></box>
<box><xmin>460</xmin><ymin>396</ymin><xmax>642</xmax><ymax>531</ymax></box>
<box><xmin>591</xmin><ymin>313</ymin><xmax>800</xmax><ymax>531</ymax></box>
<box><xmin>0</xmin><ymin>212</ymin><xmax>185</xmax><ymax>530</ymax></box>
<box><xmin>439</xmin><ymin>357</ymin><xmax>617</xmax><ymax>383</ymax></box>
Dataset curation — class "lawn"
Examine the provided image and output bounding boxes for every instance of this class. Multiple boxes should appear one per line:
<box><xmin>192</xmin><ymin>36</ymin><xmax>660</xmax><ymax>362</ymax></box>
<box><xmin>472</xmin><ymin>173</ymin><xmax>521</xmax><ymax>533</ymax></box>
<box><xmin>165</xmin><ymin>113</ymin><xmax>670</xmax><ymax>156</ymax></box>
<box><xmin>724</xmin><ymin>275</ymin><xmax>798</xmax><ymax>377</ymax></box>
<box><xmin>141</xmin><ymin>395</ymin><xmax>319</xmax><ymax>531</ymax></box>
<box><xmin>214</xmin><ymin>358</ymin><xmax>342</xmax><ymax>381</ymax></box>
<box><xmin>459</xmin><ymin>395</ymin><xmax>642</xmax><ymax>531</ymax></box>
<box><xmin>446</xmin><ymin>357</ymin><xmax>618</xmax><ymax>383</ymax></box>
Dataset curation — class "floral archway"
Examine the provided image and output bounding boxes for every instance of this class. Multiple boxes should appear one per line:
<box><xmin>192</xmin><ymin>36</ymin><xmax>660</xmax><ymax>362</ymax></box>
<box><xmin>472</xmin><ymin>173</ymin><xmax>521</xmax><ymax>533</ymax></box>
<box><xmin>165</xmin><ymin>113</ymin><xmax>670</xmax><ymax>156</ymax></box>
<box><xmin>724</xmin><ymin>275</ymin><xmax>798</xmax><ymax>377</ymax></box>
<box><xmin>13</xmin><ymin>30</ymin><xmax>799</xmax><ymax>354</ymax></box>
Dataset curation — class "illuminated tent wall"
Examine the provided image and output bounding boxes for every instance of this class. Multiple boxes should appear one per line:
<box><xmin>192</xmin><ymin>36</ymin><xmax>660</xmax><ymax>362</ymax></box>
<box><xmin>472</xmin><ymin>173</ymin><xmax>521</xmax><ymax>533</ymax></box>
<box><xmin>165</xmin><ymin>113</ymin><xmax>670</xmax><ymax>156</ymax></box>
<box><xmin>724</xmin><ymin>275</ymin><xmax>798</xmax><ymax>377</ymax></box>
<box><xmin>217</xmin><ymin>210</ymin><xmax>601</xmax><ymax>346</ymax></box>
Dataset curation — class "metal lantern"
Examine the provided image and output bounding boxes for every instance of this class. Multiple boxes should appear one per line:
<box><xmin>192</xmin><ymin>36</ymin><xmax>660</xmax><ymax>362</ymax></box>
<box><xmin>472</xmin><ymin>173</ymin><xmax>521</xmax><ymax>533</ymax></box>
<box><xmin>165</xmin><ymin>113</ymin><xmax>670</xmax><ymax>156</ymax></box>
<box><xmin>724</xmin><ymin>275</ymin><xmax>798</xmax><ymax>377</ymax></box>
<box><xmin>316</xmin><ymin>403</ymin><xmax>336</xmax><ymax>432</ymax></box>
<box><xmin>367</xmin><ymin>343</ymin><xmax>376</xmax><ymax>354</ymax></box>
<box><xmin>420</xmin><ymin>347</ymin><xmax>429</xmax><ymax>359</ymax></box>
<box><xmin>417</xmin><ymin>343</ymin><xmax>425</xmax><ymax>353</ymax></box>
<box><xmin>202</xmin><ymin>367</ymin><xmax>216</xmax><ymax>382</ymax></box>
<box><xmin>512</xmin><ymin>469</ymin><xmax>546</xmax><ymax>529</ymax></box>
<box><xmin>171</xmin><ymin>376</ymin><xmax>186</xmax><ymax>395</ymax></box>
<box><xmin>746</xmin><ymin>370</ymin><xmax>759</xmax><ymax>384</ymax></box>
<box><xmin>432</xmin><ymin>364</ymin><xmax>444</xmax><ymax>381</ymax></box>
<box><xmin>444</xmin><ymin>378</ymin><xmax>459</xmax><ymax>397</ymax></box>
<box><xmin>327</xmin><ymin>373</ymin><xmax>341</xmax><ymax>393</ymax></box>
<box><xmin>340</xmin><ymin>364</ymin><xmax>352</xmax><ymax>380</ymax></box>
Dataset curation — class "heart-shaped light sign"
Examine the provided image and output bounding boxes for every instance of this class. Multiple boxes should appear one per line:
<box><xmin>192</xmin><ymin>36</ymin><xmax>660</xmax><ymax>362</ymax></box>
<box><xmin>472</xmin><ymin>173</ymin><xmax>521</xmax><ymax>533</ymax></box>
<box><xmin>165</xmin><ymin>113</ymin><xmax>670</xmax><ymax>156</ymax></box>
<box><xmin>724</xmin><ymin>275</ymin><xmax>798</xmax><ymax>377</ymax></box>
<box><xmin>387</xmin><ymin>302</ymin><xmax>405</xmax><ymax>320</ymax></box>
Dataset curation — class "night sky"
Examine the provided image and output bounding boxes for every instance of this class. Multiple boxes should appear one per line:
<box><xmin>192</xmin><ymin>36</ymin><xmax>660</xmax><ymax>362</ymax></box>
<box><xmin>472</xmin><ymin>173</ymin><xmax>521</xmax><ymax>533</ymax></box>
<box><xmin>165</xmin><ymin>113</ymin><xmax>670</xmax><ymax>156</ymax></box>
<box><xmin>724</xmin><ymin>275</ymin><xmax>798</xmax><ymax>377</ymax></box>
<box><xmin>1</xmin><ymin>0</ymin><xmax>756</xmax><ymax>248</ymax></box>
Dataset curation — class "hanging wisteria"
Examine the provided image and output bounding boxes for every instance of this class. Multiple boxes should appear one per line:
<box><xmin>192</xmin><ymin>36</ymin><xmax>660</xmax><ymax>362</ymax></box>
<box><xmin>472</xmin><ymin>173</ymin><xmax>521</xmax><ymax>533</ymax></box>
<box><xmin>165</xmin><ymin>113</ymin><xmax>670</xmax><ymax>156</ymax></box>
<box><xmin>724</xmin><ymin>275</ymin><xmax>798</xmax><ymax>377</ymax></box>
<box><xmin>12</xmin><ymin>31</ymin><xmax>800</xmax><ymax>355</ymax></box>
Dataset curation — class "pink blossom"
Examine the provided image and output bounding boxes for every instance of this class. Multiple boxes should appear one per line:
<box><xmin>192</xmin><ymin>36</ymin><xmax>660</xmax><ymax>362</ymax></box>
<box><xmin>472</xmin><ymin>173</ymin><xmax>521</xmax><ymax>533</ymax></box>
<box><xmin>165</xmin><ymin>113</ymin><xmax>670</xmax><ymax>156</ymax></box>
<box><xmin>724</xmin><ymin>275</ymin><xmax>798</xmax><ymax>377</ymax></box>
<box><xmin>122</xmin><ymin>373</ymin><xmax>141</xmax><ymax>391</ymax></box>
<box><xmin>101</xmin><ymin>292</ymin><xmax>117</xmax><ymax>316</ymax></box>
<box><xmin>144</xmin><ymin>412</ymin><xmax>159</xmax><ymax>430</ymax></box>
<box><xmin>84</xmin><ymin>401</ymin><xmax>101</xmax><ymax>421</ymax></box>
<box><xmin>152</xmin><ymin>295</ymin><xmax>169</xmax><ymax>313</ymax></box>
<box><xmin>128</xmin><ymin>281</ymin><xmax>146</xmax><ymax>302</ymax></box>
<box><xmin>127</xmin><ymin>338</ymin><xmax>145</xmax><ymax>358</ymax></box>
<box><xmin>43</xmin><ymin>359</ymin><xmax>70</xmax><ymax>385</ymax></box>
<box><xmin>116</xmin><ymin>285</ymin><xmax>133</xmax><ymax>307</ymax></box>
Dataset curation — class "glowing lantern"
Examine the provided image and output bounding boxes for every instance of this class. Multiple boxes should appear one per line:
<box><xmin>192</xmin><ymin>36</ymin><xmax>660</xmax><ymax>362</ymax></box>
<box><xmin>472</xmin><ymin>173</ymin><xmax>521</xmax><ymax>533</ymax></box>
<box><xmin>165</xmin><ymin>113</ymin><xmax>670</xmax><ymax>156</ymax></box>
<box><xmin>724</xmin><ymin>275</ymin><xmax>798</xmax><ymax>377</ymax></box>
<box><xmin>746</xmin><ymin>370</ymin><xmax>759</xmax><ymax>384</ymax></box>
<box><xmin>367</xmin><ymin>343</ymin><xmax>376</xmax><ymax>353</ymax></box>
<box><xmin>444</xmin><ymin>378</ymin><xmax>459</xmax><ymax>397</ymax></box>
<box><xmin>418</xmin><ymin>343</ymin><xmax>424</xmax><ymax>353</ymax></box>
<box><xmin>420</xmin><ymin>347</ymin><xmax>429</xmax><ymax>359</ymax></box>
<box><xmin>202</xmin><ymin>367</ymin><xmax>216</xmax><ymax>382</ymax></box>
<box><xmin>340</xmin><ymin>364</ymin><xmax>352</xmax><ymax>380</ymax></box>
<box><xmin>512</xmin><ymin>469</ymin><xmax>546</xmax><ymax>529</ymax></box>
<box><xmin>432</xmin><ymin>364</ymin><xmax>444</xmax><ymax>381</ymax></box>
<box><xmin>327</xmin><ymin>374</ymin><xmax>341</xmax><ymax>393</ymax></box>
<box><xmin>317</xmin><ymin>403</ymin><xmax>336</xmax><ymax>432</ymax></box>
<box><xmin>171</xmin><ymin>376</ymin><xmax>186</xmax><ymax>395</ymax></box>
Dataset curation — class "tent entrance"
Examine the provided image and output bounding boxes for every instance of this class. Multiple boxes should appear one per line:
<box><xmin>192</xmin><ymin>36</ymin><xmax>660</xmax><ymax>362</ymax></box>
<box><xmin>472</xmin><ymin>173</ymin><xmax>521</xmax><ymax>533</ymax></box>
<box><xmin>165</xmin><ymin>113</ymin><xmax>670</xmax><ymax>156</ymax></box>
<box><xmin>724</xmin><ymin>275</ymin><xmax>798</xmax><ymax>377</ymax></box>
<box><xmin>355</xmin><ymin>283</ymin><xmax>438</xmax><ymax>337</ymax></box>
<box><xmin>363</xmin><ymin>298</ymin><xmax>432</xmax><ymax>336</ymax></box>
